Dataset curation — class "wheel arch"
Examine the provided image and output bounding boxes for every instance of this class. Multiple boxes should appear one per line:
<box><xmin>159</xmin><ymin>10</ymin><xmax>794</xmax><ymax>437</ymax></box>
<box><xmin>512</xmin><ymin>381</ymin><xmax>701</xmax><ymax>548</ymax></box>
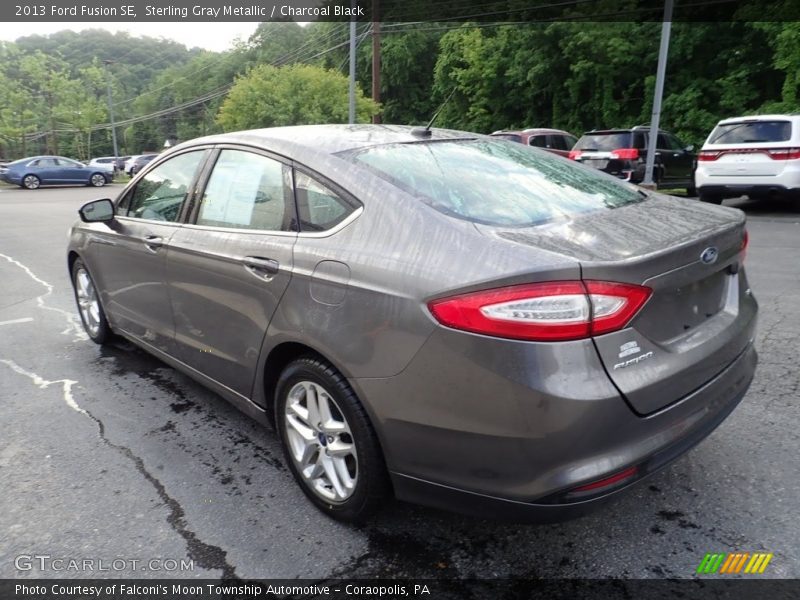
<box><xmin>258</xmin><ymin>340</ymin><xmax>384</xmax><ymax>450</ymax></box>
<box><xmin>260</xmin><ymin>341</ymin><xmax>342</xmax><ymax>428</ymax></box>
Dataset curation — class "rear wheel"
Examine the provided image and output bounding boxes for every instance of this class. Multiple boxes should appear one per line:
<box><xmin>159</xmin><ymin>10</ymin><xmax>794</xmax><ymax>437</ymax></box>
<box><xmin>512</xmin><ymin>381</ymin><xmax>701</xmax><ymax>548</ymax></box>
<box><xmin>22</xmin><ymin>174</ymin><xmax>40</xmax><ymax>190</ymax></box>
<box><xmin>89</xmin><ymin>172</ymin><xmax>106</xmax><ymax>187</ymax></box>
<box><xmin>276</xmin><ymin>357</ymin><xmax>389</xmax><ymax>522</ymax></box>
<box><xmin>71</xmin><ymin>258</ymin><xmax>112</xmax><ymax>344</ymax></box>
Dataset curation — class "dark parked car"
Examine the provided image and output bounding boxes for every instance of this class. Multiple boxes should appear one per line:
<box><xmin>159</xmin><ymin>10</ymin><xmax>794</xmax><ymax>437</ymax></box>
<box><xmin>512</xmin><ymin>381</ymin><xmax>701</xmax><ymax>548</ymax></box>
<box><xmin>570</xmin><ymin>126</ymin><xmax>696</xmax><ymax>192</ymax></box>
<box><xmin>0</xmin><ymin>155</ymin><xmax>111</xmax><ymax>189</ymax></box>
<box><xmin>114</xmin><ymin>156</ymin><xmax>132</xmax><ymax>172</ymax></box>
<box><xmin>68</xmin><ymin>125</ymin><xmax>756</xmax><ymax>522</ymax></box>
<box><xmin>128</xmin><ymin>153</ymin><xmax>159</xmax><ymax>176</ymax></box>
<box><xmin>490</xmin><ymin>128</ymin><xmax>578</xmax><ymax>158</ymax></box>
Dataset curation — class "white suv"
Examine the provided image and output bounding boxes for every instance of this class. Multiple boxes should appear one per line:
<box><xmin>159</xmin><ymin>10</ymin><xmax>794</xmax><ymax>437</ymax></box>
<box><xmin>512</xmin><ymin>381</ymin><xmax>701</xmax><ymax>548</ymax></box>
<box><xmin>695</xmin><ymin>114</ymin><xmax>800</xmax><ymax>204</ymax></box>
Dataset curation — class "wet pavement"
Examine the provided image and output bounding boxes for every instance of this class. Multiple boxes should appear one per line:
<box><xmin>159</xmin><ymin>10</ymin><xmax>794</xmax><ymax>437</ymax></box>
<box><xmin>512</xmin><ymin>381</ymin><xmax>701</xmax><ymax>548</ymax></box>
<box><xmin>1</xmin><ymin>185</ymin><xmax>798</xmax><ymax>580</ymax></box>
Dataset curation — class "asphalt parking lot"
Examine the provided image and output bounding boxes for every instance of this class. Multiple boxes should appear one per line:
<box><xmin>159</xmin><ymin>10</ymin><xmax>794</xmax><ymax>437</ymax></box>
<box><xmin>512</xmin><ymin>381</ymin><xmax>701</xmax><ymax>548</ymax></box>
<box><xmin>1</xmin><ymin>184</ymin><xmax>798</xmax><ymax>581</ymax></box>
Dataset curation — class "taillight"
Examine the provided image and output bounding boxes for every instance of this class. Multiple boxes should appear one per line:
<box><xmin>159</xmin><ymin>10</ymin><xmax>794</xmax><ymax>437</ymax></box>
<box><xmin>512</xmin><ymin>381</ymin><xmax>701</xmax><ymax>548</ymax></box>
<box><xmin>698</xmin><ymin>150</ymin><xmax>721</xmax><ymax>161</ymax></box>
<box><xmin>699</xmin><ymin>147</ymin><xmax>800</xmax><ymax>161</ymax></box>
<box><xmin>428</xmin><ymin>280</ymin><xmax>652</xmax><ymax>342</ymax></box>
<box><xmin>767</xmin><ymin>147</ymin><xmax>800</xmax><ymax>160</ymax></box>
<box><xmin>568</xmin><ymin>150</ymin><xmax>582</xmax><ymax>160</ymax></box>
<box><xmin>611</xmin><ymin>148</ymin><xmax>639</xmax><ymax>160</ymax></box>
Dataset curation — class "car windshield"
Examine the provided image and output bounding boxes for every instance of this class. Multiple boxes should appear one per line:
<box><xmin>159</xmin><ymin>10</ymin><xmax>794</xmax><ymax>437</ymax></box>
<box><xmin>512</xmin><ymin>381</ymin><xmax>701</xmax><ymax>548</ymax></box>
<box><xmin>708</xmin><ymin>120</ymin><xmax>791</xmax><ymax>144</ymax></box>
<box><xmin>574</xmin><ymin>132</ymin><xmax>633</xmax><ymax>151</ymax></box>
<box><xmin>341</xmin><ymin>139</ymin><xmax>644</xmax><ymax>227</ymax></box>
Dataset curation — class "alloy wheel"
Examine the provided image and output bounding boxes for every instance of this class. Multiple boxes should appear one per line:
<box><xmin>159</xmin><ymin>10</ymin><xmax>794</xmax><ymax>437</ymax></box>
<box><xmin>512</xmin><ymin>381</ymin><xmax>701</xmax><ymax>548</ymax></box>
<box><xmin>75</xmin><ymin>267</ymin><xmax>101</xmax><ymax>337</ymax></box>
<box><xmin>283</xmin><ymin>380</ymin><xmax>358</xmax><ymax>503</ymax></box>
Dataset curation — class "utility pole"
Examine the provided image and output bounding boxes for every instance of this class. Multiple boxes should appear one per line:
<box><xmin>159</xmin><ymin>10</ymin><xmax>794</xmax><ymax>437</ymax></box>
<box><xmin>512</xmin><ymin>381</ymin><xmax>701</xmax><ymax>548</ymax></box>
<box><xmin>348</xmin><ymin>11</ymin><xmax>357</xmax><ymax>125</ymax></box>
<box><xmin>103</xmin><ymin>59</ymin><xmax>119</xmax><ymax>160</ymax></box>
<box><xmin>372</xmin><ymin>0</ymin><xmax>381</xmax><ymax>124</ymax></box>
<box><xmin>642</xmin><ymin>0</ymin><xmax>674</xmax><ymax>188</ymax></box>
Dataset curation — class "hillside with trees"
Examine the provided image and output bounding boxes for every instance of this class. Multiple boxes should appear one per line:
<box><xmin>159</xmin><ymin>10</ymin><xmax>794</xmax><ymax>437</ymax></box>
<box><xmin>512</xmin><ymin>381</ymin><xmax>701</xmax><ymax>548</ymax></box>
<box><xmin>0</xmin><ymin>21</ymin><xmax>797</xmax><ymax>160</ymax></box>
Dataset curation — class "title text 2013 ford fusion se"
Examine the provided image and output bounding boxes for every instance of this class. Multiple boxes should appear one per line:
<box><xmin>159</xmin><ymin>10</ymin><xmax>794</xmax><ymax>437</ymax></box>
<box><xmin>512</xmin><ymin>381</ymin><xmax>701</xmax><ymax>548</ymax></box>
<box><xmin>68</xmin><ymin>125</ymin><xmax>757</xmax><ymax>522</ymax></box>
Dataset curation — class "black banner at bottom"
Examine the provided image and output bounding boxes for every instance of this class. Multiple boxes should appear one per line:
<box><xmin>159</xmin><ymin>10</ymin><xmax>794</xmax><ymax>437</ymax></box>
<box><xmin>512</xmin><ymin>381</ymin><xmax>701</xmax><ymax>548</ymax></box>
<box><xmin>2</xmin><ymin>579</ymin><xmax>799</xmax><ymax>600</ymax></box>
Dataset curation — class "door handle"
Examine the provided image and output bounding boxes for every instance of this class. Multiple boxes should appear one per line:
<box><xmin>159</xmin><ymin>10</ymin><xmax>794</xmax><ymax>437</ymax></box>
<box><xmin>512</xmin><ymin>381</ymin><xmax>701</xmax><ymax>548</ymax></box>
<box><xmin>243</xmin><ymin>256</ymin><xmax>280</xmax><ymax>276</ymax></box>
<box><xmin>142</xmin><ymin>235</ymin><xmax>163</xmax><ymax>251</ymax></box>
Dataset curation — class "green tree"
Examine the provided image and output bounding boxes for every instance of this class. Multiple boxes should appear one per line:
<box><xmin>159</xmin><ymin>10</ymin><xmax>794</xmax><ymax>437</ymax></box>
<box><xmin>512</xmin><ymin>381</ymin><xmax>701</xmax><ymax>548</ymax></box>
<box><xmin>217</xmin><ymin>64</ymin><xmax>380</xmax><ymax>131</ymax></box>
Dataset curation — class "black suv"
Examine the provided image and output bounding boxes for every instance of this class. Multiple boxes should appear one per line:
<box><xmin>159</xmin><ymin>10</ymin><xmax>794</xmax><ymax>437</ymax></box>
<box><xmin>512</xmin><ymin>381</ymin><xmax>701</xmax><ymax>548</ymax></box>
<box><xmin>569</xmin><ymin>126</ymin><xmax>696</xmax><ymax>192</ymax></box>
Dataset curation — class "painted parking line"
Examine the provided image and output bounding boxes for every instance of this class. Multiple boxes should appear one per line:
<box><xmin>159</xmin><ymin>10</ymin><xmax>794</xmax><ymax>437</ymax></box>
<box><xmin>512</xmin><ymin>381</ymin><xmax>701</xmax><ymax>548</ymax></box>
<box><xmin>0</xmin><ymin>317</ymin><xmax>34</xmax><ymax>326</ymax></box>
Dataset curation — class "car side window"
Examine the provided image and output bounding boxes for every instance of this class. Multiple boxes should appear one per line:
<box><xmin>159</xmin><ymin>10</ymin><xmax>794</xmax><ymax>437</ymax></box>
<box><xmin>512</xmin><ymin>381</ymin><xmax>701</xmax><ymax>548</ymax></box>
<box><xmin>547</xmin><ymin>135</ymin><xmax>567</xmax><ymax>151</ymax></box>
<box><xmin>196</xmin><ymin>150</ymin><xmax>292</xmax><ymax>232</ymax></box>
<box><xmin>33</xmin><ymin>158</ymin><xmax>57</xmax><ymax>167</ymax></box>
<box><xmin>529</xmin><ymin>135</ymin><xmax>548</xmax><ymax>148</ymax></box>
<box><xmin>667</xmin><ymin>135</ymin><xmax>686</xmax><ymax>151</ymax></box>
<box><xmin>633</xmin><ymin>133</ymin><xmax>648</xmax><ymax>150</ymax></box>
<box><xmin>294</xmin><ymin>172</ymin><xmax>356</xmax><ymax>232</ymax></box>
<box><xmin>124</xmin><ymin>151</ymin><xmax>205</xmax><ymax>222</ymax></box>
<box><xmin>564</xmin><ymin>135</ymin><xmax>578</xmax><ymax>149</ymax></box>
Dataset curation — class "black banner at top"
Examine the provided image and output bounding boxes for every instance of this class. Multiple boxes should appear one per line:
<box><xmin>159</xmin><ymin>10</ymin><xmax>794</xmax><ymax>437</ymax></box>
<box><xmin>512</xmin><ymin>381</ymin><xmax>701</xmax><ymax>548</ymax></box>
<box><xmin>1</xmin><ymin>0</ymin><xmax>798</xmax><ymax>23</ymax></box>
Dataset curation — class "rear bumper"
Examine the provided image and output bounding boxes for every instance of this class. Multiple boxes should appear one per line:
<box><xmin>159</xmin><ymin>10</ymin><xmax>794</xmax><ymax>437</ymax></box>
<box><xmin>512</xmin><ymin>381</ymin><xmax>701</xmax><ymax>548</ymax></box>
<box><xmin>388</xmin><ymin>343</ymin><xmax>756</xmax><ymax>522</ymax></box>
<box><xmin>697</xmin><ymin>183</ymin><xmax>800</xmax><ymax>199</ymax></box>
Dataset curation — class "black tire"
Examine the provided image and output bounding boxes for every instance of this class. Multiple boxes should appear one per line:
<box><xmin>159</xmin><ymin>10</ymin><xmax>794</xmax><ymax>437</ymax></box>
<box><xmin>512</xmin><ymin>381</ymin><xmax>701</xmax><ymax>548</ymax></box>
<box><xmin>22</xmin><ymin>174</ymin><xmax>40</xmax><ymax>190</ymax></box>
<box><xmin>699</xmin><ymin>193</ymin><xmax>723</xmax><ymax>205</ymax></box>
<box><xmin>89</xmin><ymin>172</ymin><xmax>107</xmax><ymax>187</ymax></box>
<box><xmin>275</xmin><ymin>357</ymin><xmax>389</xmax><ymax>522</ymax></box>
<box><xmin>71</xmin><ymin>258</ymin><xmax>112</xmax><ymax>344</ymax></box>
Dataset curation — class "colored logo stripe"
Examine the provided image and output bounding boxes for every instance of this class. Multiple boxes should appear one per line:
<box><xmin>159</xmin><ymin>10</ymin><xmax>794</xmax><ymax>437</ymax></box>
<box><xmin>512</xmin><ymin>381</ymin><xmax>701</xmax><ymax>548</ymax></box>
<box><xmin>697</xmin><ymin>553</ymin><xmax>773</xmax><ymax>574</ymax></box>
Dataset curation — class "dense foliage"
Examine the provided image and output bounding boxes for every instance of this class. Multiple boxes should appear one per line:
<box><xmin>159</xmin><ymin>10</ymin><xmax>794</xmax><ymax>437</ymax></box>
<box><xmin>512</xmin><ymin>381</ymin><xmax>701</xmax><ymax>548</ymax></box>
<box><xmin>0</xmin><ymin>22</ymin><xmax>796</xmax><ymax>161</ymax></box>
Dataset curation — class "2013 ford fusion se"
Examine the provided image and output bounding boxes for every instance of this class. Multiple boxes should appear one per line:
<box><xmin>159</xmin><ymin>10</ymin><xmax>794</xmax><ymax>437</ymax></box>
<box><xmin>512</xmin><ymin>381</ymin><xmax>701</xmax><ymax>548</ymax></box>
<box><xmin>68</xmin><ymin>125</ymin><xmax>757</xmax><ymax>522</ymax></box>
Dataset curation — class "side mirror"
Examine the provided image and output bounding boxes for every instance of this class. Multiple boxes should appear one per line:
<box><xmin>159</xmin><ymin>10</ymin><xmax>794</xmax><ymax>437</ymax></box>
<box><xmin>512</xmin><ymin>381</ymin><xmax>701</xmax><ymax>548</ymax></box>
<box><xmin>685</xmin><ymin>144</ymin><xmax>694</xmax><ymax>153</ymax></box>
<box><xmin>79</xmin><ymin>198</ymin><xmax>115</xmax><ymax>223</ymax></box>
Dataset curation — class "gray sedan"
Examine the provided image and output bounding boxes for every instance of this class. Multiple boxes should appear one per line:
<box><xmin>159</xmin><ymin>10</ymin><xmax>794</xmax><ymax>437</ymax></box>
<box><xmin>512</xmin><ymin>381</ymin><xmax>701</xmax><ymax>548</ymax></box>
<box><xmin>67</xmin><ymin>125</ymin><xmax>757</xmax><ymax>522</ymax></box>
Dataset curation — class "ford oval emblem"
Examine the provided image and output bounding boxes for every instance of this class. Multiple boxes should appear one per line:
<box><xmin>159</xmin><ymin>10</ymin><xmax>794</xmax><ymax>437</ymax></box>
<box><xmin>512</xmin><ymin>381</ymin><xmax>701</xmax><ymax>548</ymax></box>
<box><xmin>700</xmin><ymin>247</ymin><xmax>719</xmax><ymax>265</ymax></box>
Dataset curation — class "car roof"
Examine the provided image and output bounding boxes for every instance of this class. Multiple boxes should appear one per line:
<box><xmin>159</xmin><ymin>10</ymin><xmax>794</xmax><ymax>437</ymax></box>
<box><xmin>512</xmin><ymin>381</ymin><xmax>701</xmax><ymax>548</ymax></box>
<box><xmin>9</xmin><ymin>155</ymin><xmax>71</xmax><ymax>164</ymax></box>
<box><xmin>176</xmin><ymin>124</ymin><xmax>477</xmax><ymax>156</ymax></box>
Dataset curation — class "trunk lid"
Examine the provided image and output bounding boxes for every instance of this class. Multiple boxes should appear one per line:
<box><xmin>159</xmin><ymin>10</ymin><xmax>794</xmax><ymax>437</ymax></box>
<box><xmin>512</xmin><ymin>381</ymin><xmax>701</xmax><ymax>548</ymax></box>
<box><xmin>478</xmin><ymin>196</ymin><xmax>757</xmax><ymax>415</ymax></box>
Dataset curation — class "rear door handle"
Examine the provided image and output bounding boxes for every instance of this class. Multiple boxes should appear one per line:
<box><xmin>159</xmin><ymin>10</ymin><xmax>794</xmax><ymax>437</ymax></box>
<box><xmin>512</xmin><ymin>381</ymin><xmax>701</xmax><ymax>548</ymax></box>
<box><xmin>243</xmin><ymin>256</ymin><xmax>280</xmax><ymax>276</ymax></box>
<box><xmin>142</xmin><ymin>235</ymin><xmax>163</xmax><ymax>251</ymax></box>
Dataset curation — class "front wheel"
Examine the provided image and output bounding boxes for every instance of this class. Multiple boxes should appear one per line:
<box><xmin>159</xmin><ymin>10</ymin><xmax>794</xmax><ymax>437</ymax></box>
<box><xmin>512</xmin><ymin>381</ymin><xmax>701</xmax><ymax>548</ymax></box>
<box><xmin>89</xmin><ymin>172</ymin><xmax>106</xmax><ymax>187</ymax></box>
<box><xmin>276</xmin><ymin>357</ymin><xmax>389</xmax><ymax>522</ymax></box>
<box><xmin>22</xmin><ymin>174</ymin><xmax>40</xmax><ymax>190</ymax></box>
<box><xmin>71</xmin><ymin>258</ymin><xmax>112</xmax><ymax>344</ymax></box>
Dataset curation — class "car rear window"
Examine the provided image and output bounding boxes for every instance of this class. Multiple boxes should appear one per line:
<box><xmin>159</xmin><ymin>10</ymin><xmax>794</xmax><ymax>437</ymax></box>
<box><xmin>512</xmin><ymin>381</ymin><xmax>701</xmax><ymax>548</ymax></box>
<box><xmin>708</xmin><ymin>121</ymin><xmax>791</xmax><ymax>144</ymax></box>
<box><xmin>574</xmin><ymin>132</ymin><xmax>633</xmax><ymax>151</ymax></box>
<box><xmin>341</xmin><ymin>139</ymin><xmax>643</xmax><ymax>227</ymax></box>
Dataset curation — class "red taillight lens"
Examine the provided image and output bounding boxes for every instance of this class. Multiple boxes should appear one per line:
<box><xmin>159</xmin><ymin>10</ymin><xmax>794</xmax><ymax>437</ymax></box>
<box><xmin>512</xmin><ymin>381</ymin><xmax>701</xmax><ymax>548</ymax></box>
<box><xmin>767</xmin><ymin>147</ymin><xmax>800</xmax><ymax>160</ymax></box>
<box><xmin>611</xmin><ymin>148</ymin><xmax>639</xmax><ymax>160</ymax></box>
<box><xmin>698</xmin><ymin>150</ymin><xmax>721</xmax><ymax>161</ymax></box>
<box><xmin>428</xmin><ymin>280</ymin><xmax>652</xmax><ymax>342</ymax></box>
<box><xmin>568</xmin><ymin>150</ymin><xmax>582</xmax><ymax>160</ymax></box>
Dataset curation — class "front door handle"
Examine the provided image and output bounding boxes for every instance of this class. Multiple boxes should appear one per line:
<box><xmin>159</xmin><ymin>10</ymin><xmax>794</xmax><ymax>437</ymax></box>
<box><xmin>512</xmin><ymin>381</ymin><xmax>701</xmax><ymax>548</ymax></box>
<box><xmin>243</xmin><ymin>256</ymin><xmax>280</xmax><ymax>276</ymax></box>
<box><xmin>142</xmin><ymin>235</ymin><xmax>163</xmax><ymax>252</ymax></box>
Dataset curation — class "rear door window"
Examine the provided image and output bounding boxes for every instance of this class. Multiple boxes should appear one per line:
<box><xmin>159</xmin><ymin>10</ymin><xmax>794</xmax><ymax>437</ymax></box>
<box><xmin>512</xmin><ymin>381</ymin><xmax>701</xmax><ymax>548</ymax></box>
<box><xmin>197</xmin><ymin>149</ymin><xmax>293</xmax><ymax>232</ymax></box>
<box><xmin>708</xmin><ymin>121</ymin><xmax>791</xmax><ymax>144</ymax></box>
<box><xmin>529</xmin><ymin>135</ymin><xmax>548</xmax><ymax>148</ymax></box>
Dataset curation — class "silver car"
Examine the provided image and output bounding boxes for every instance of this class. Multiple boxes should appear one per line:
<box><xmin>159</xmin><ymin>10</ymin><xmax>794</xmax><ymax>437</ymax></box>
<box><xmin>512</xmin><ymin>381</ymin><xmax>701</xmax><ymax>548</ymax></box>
<box><xmin>68</xmin><ymin>125</ymin><xmax>757</xmax><ymax>522</ymax></box>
